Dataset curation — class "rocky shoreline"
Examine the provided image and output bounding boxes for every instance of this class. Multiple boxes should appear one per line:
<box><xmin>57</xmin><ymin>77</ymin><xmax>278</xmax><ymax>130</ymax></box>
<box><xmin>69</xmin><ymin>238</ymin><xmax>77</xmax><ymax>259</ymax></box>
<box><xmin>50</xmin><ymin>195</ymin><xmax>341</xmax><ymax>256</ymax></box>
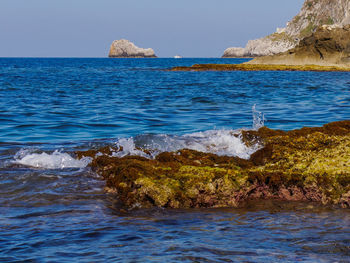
<box><xmin>77</xmin><ymin>121</ymin><xmax>350</xmax><ymax>210</ymax></box>
<box><xmin>173</xmin><ymin>24</ymin><xmax>350</xmax><ymax>71</ymax></box>
<box><xmin>249</xmin><ymin>25</ymin><xmax>350</xmax><ymax>67</ymax></box>
<box><xmin>171</xmin><ymin>63</ymin><xmax>350</xmax><ymax>72</ymax></box>
<box><xmin>222</xmin><ymin>0</ymin><xmax>350</xmax><ymax>58</ymax></box>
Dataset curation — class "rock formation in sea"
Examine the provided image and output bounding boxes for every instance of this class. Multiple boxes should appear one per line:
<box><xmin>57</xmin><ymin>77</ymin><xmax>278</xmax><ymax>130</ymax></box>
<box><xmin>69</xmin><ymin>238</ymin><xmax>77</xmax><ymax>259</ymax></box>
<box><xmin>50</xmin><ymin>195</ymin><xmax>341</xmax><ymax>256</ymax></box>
<box><xmin>174</xmin><ymin>25</ymin><xmax>350</xmax><ymax>70</ymax></box>
<box><xmin>77</xmin><ymin>120</ymin><xmax>350</xmax><ymax>209</ymax></box>
<box><xmin>248</xmin><ymin>25</ymin><xmax>350</xmax><ymax>67</ymax></box>
<box><xmin>222</xmin><ymin>0</ymin><xmax>350</xmax><ymax>58</ymax></box>
<box><xmin>108</xmin><ymin>39</ymin><xmax>157</xmax><ymax>58</ymax></box>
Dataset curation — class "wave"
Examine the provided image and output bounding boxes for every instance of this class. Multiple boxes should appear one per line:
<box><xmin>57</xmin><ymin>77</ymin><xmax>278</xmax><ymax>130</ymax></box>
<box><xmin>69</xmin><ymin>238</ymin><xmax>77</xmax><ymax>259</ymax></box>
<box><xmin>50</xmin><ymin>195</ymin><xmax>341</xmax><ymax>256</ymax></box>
<box><xmin>11</xmin><ymin>128</ymin><xmax>261</xmax><ymax>169</ymax></box>
<box><xmin>13</xmin><ymin>149</ymin><xmax>91</xmax><ymax>169</ymax></box>
<box><xmin>111</xmin><ymin>105</ymin><xmax>264</xmax><ymax>159</ymax></box>
<box><xmin>12</xmin><ymin>106</ymin><xmax>265</xmax><ymax>167</ymax></box>
<box><xmin>113</xmin><ymin>129</ymin><xmax>261</xmax><ymax>160</ymax></box>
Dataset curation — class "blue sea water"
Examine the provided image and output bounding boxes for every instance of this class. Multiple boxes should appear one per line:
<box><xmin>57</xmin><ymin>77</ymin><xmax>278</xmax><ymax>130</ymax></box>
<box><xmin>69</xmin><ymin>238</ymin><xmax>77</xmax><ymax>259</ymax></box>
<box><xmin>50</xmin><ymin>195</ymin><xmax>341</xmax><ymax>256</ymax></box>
<box><xmin>0</xmin><ymin>58</ymin><xmax>349</xmax><ymax>262</ymax></box>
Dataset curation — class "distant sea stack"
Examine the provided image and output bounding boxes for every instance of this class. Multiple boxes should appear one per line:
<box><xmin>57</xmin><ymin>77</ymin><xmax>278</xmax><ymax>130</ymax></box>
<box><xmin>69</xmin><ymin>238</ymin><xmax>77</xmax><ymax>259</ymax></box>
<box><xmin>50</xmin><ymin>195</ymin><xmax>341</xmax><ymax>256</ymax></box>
<box><xmin>108</xmin><ymin>39</ymin><xmax>157</xmax><ymax>58</ymax></box>
<box><xmin>223</xmin><ymin>0</ymin><xmax>350</xmax><ymax>58</ymax></box>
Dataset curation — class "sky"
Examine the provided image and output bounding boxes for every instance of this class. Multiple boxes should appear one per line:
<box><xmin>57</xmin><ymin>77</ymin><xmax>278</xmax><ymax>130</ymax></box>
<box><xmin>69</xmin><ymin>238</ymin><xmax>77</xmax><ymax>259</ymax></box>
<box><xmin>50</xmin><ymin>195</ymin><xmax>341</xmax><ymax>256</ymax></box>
<box><xmin>0</xmin><ymin>0</ymin><xmax>305</xmax><ymax>57</ymax></box>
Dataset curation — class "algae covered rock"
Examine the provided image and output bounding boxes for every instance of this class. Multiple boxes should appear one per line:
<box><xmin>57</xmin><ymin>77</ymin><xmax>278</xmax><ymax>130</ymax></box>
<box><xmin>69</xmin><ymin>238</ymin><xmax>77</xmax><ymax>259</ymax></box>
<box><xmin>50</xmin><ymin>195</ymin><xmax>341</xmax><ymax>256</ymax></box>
<box><xmin>171</xmin><ymin>63</ymin><xmax>350</xmax><ymax>72</ymax></box>
<box><xmin>243</xmin><ymin>121</ymin><xmax>350</xmax><ymax>206</ymax></box>
<box><xmin>77</xmin><ymin>121</ymin><xmax>350</xmax><ymax>209</ymax></box>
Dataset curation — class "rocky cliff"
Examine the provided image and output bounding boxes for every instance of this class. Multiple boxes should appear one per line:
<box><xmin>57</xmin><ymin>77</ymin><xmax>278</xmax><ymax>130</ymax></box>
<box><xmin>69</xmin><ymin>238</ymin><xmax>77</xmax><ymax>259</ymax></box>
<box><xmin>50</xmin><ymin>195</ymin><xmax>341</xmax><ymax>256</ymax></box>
<box><xmin>109</xmin><ymin>39</ymin><xmax>157</xmax><ymax>58</ymax></box>
<box><xmin>248</xmin><ymin>25</ymin><xmax>350</xmax><ymax>67</ymax></box>
<box><xmin>223</xmin><ymin>0</ymin><xmax>350</xmax><ymax>58</ymax></box>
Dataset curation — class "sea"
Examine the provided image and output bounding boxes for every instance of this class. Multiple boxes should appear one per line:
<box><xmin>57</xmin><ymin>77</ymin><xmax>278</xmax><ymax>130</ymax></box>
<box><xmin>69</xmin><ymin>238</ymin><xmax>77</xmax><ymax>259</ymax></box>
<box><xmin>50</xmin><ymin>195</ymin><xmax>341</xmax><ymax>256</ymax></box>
<box><xmin>0</xmin><ymin>58</ymin><xmax>349</xmax><ymax>262</ymax></box>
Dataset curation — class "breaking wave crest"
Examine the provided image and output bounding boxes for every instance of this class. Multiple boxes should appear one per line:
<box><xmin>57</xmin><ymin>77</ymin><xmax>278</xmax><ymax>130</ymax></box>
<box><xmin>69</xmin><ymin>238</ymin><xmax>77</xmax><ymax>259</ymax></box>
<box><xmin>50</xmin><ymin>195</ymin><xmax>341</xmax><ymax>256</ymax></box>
<box><xmin>109</xmin><ymin>105</ymin><xmax>264</xmax><ymax>159</ymax></box>
<box><xmin>11</xmin><ymin>129</ymin><xmax>261</xmax><ymax>169</ymax></box>
<box><xmin>113</xmin><ymin>129</ymin><xmax>261</xmax><ymax>160</ymax></box>
<box><xmin>13</xmin><ymin>149</ymin><xmax>91</xmax><ymax>169</ymax></box>
<box><xmin>12</xmin><ymin>105</ymin><xmax>265</xmax><ymax>166</ymax></box>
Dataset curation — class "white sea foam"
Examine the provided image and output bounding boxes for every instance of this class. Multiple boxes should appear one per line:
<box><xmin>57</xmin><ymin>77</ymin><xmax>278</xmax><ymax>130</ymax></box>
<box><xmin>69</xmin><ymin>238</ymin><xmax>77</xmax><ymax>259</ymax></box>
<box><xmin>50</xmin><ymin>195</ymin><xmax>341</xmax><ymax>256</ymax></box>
<box><xmin>13</xmin><ymin>106</ymin><xmax>265</xmax><ymax>165</ymax></box>
<box><xmin>12</xmin><ymin>129</ymin><xmax>261</xmax><ymax>168</ymax></box>
<box><xmin>184</xmin><ymin>129</ymin><xmax>259</xmax><ymax>159</ymax></box>
<box><xmin>13</xmin><ymin>149</ymin><xmax>91</xmax><ymax>169</ymax></box>
<box><xmin>111</xmin><ymin>104</ymin><xmax>266</xmax><ymax>159</ymax></box>
<box><xmin>111</xmin><ymin>129</ymin><xmax>261</xmax><ymax>160</ymax></box>
<box><xmin>112</xmin><ymin>138</ymin><xmax>152</xmax><ymax>158</ymax></box>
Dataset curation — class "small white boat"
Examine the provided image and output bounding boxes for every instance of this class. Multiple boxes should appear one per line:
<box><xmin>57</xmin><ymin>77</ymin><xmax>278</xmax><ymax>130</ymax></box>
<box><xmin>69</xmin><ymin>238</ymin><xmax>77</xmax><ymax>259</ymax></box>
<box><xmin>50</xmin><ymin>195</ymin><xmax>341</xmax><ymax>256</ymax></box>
<box><xmin>174</xmin><ymin>55</ymin><xmax>182</xmax><ymax>59</ymax></box>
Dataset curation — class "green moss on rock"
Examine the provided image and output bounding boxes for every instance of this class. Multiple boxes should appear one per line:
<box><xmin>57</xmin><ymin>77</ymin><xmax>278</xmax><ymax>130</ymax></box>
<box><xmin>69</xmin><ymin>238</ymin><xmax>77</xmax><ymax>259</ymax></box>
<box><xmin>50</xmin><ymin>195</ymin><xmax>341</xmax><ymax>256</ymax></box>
<box><xmin>77</xmin><ymin>121</ymin><xmax>350</xmax><ymax>209</ymax></box>
<box><xmin>171</xmin><ymin>63</ymin><xmax>350</xmax><ymax>72</ymax></box>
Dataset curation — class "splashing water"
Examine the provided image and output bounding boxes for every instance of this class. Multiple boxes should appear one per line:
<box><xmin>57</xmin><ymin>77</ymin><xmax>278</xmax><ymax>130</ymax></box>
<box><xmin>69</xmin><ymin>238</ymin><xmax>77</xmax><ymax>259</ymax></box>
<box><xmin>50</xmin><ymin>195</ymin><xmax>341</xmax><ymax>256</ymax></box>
<box><xmin>13</xmin><ymin>149</ymin><xmax>91</xmax><ymax>169</ymax></box>
<box><xmin>12</xmin><ymin>107</ymin><xmax>266</xmax><ymax>166</ymax></box>
<box><xmin>97</xmin><ymin>108</ymin><xmax>266</xmax><ymax>160</ymax></box>
<box><xmin>252</xmin><ymin>104</ymin><xmax>265</xmax><ymax>130</ymax></box>
<box><xmin>112</xmin><ymin>137</ymin><xmax>152</xmax><ymax>159</ymax></box>
<box><xmin>110</xmin><ymin>129</ymin><xmax>261</xmax><ymax>160</ymax></box>
<box><xmin>11</xmin><ymin>130</ymin><xmax>261</xmax><ymax>169</ymax></box>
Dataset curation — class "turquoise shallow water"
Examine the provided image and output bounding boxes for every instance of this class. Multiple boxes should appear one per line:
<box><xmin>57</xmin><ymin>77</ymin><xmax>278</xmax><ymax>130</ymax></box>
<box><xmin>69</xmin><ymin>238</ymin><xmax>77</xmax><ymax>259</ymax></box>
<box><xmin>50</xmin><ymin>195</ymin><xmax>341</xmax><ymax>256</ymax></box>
<box><xmin>0</xmin><ymin>58</ymin><xmax>350</xmax><ymax>262</ymax></box>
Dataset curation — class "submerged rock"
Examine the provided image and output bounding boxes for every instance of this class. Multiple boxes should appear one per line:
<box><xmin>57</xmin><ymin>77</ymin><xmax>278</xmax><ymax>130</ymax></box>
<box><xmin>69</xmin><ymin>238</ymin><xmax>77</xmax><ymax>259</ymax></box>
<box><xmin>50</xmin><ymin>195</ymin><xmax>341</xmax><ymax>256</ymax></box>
<box><xmin>223</xmin><ymin>0</ymin><xmax>350</xmax><ymax>58</ymax></box>
<box><xmin>77</xmin><ymin>121</ymin><xmax>350</xmax><ymax>209</ymax></box>
<box><xmin>108</xmin><ymin>39</ymin><xmax>157</xmax><ymax>58</ymax></box>
<box><xmin>171</xmin><ymin>63</ymin><xmax>350</xmax><ymax>72</ymax></box>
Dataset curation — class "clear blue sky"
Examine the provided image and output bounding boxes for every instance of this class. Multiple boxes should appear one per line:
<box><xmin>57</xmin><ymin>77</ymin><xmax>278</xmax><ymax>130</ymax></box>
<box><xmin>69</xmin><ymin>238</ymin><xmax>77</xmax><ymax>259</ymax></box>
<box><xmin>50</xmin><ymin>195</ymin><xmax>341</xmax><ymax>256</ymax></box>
<box><xmin>0</xmin><ymin>0</ymin><xmax>304</xmax><ymax>57</ymax></box>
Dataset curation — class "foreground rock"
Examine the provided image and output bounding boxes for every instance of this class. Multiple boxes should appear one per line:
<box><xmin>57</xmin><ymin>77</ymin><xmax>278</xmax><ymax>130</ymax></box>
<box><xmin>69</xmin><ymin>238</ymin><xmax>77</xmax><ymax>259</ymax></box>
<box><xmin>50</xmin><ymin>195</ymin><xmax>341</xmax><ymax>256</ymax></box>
<box><xmin>223</xmin><ymin>0</ymin><xmax>350</xmax><ymax>57</ymax></box>
<box><xmin>77</xmin><ymin>121</ymin><xmax>350</xmax><ymax>209</ymax></box>
<box><xmin>108</xmin><ymin>39</ymin><xmax>157</xmax><ymax>58</ymax></box>
<box><xmin>248</xmin><ymin>25</ymin><xmax>350</xmax><ymax>67</ymax></box>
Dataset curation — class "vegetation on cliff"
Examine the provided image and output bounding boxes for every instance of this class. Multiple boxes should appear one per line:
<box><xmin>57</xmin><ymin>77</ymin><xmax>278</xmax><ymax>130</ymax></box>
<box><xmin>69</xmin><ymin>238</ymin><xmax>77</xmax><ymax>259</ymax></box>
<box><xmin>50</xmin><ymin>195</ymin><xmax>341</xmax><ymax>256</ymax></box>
<box><xmin>249</xmin><ymin>25</ymin><xmax>350</xmax><ymax>67</ymax></box>
<box><xmin>223</xmin><ymin>0</ymin><xmax>350</xmax><ymax>57</ymax></box>
<box><xmin>77</xmin><ymin>121</ymin><xmax>350</xmax><ymax>209</ymax></box>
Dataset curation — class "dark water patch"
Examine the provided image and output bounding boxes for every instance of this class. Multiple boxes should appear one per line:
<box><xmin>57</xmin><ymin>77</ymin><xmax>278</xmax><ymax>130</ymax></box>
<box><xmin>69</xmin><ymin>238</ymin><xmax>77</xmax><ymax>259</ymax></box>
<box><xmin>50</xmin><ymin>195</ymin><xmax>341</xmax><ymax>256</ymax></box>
<box><xmin>191</xmin><ymin>96</ymin><xmax>216</xmax><ymax>104</ymax></box>
<box><xmin>11</xmin><ymin>209</ymin><xmax>87</xmax><ymax>219</ymax></box>
<box><xmin>307</xmin><ymin>85</ymin><xmax>322</xmax><ymax>90</ymax></box>
<box><xmin>0</xmin><ymin>257</ymin><xmax>36</xmax><ymax>263</ymax></box>
<box><xmin>31</xmin><ymin>239</ymin><xmax>70</xmax><ymax>249</ymax></box>
<box><xmin>184</xmin><ymin>246</ymin><xmax>260</xmax><ymax>257</ymax></box>
<box><xmin>117</xmin><ymin>234</ymin><xmax>143</xmax><ymax>242</ymax></box>
<box><xmin>79</xmin><ymin>231</ymin><xmax>106</xmax><ymax>239</ymax></box>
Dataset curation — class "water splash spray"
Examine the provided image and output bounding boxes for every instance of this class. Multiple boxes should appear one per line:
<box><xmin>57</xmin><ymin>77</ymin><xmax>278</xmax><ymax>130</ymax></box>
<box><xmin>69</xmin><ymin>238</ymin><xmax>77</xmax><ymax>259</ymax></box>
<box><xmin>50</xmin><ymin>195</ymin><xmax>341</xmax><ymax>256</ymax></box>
<box><xmin>252</xmin><ymin>104</ymin><xmax>265</xmax><ymax>130</ymax></box>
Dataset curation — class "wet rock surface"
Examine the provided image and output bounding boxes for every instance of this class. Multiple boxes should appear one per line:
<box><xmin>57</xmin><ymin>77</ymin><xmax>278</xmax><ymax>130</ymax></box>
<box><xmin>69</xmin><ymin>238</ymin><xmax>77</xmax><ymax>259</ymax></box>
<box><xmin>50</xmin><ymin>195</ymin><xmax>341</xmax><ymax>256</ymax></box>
<box><xmin>77</xmin><ymin>121</ymin><xmax>350</xmax><ymax>209</ymax></box>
